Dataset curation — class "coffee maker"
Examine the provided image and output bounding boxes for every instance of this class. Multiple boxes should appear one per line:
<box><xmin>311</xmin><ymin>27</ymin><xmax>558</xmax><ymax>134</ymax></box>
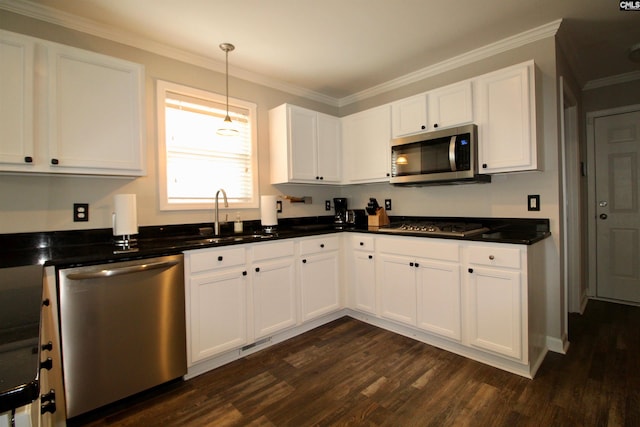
<box><xmin>333</xmin><ymin>198</ymin><xmax>348</xmax><ymax>227</ymax></box>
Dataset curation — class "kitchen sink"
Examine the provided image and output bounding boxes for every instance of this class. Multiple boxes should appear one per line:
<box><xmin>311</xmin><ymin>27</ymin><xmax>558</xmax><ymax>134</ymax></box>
<box><xmin>184</xmin><ymin>233</ymin><xmax>274</xmax><ymax>246</ymax></box>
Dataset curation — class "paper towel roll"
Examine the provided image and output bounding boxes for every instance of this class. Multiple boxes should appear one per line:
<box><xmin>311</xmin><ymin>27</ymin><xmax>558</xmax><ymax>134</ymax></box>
<box><xmin>113</xmin><ymin>194</ymin><xmax>138</xmax><ymax>236</ymax></box>
<box><xmin>260</xmin><ymin>195</ymin><xmax>278</xmax><ymax>226</ymax></box>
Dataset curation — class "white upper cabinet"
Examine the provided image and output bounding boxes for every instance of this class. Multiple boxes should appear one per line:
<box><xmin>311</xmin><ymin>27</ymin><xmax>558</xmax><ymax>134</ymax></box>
<box><xmin>47</xmin><ymin>44</ymin><xmax>145</xmax><ymax>174</ymax></box>
<box><xmin>428</xmin><ymin>80</ymin><xmax>473</xmax><ymax>131</ymax></box>
<box><xmin>391</xmin><ymin>80</ymin><xmax>473</xmax><ymax>138</ymax></box>
<box><xmin>269</xmin><ymin>103</ymin><xmax>341</xmax><ymax>184</ymax></box>
<box><xmin>0</xmin><ymin>30</ymin><xmax>145</xmax><ymax>176</ymax></box>
<box><xmin>342</xmin><ymin>104</ymin><xmax>391</xmax><ymax>183</ymax></box>
<box><xmin>391</xmin><ymin>93</ymin><xmax>428</xmax><ymax>137</ymax></box>
<box><xmin>475</xmin><ymin>61</ymin><xmax>539</xmax><ymax>173</ymax></box>
<box><xmin>0</xmin><ymin>30</ymin><xmax>34</xmax><ymax>167</ymax></box>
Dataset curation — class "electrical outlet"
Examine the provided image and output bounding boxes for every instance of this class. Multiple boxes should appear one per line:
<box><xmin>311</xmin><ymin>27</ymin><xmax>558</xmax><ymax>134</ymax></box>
<box><xmin>276</xmin><ymin>200</ymin><xmax>282</xmax><ymax>213</ymax></box>
<box><xmin>325</xmin><ymin>200</ymin><xmax>331</xmax><ymax>211</ymax></box>
<box><xmin>384</xmin><ymin>199</ymin><xmax>392</xmax><ymax>211</ymax></box>
<box><xmin>527</xmin><ymin>195</ymin><xmax>540</xmax><ymax>211</ymax></box>
<box><xmin>73</xmin><ymin>203</ymin><xmax>89</xmax><ymax>222</ymax></box>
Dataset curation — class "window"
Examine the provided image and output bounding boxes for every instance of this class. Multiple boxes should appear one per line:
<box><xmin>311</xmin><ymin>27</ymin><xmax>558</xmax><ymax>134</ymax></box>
<box><xmin>156</xmin><ymin>80</ymin><xmax>258</xmax><ymax>210</ymax></box>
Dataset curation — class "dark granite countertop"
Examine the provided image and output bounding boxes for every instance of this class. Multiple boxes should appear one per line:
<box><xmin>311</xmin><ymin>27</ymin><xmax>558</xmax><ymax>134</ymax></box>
<box><xmin>0</xmin><ymin>215</ymin><xmax>550</xmax><ymax>411</ymax></box>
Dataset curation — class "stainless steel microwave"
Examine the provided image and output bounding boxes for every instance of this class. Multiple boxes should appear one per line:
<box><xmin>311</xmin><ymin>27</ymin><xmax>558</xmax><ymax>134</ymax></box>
<box><xmin>390</xmin><ymin>124</ymin><xmax>490</xmax><ymax>185</ymax></box>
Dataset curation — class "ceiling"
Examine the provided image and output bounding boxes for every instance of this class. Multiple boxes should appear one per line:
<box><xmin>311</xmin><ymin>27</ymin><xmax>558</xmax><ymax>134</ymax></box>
<box><xmin>4</xmin><ymin>0</ymin><xmax>640</xmax><ymax>104</ymax></box>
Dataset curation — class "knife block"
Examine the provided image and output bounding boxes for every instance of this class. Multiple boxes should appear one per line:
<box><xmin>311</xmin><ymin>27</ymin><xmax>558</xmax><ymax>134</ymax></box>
<box><xmin>368</xmin><ymin>208</ymin><xmax>390</xmax><ymax>227</ymax></box>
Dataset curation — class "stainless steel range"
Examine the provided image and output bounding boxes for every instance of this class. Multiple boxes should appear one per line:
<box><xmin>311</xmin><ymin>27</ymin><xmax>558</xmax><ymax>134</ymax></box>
<box><xmin>379</xmin><ymin>221</ymin><xmax>489</xmax><ymax>237</ymax></box>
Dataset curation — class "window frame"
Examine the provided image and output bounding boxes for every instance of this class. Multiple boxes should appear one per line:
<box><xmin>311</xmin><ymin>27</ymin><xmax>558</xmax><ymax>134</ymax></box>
<box><xmin>156</xmin><ymin>79</ymin><xmax>259</xmax><ymax>211</ymax></box>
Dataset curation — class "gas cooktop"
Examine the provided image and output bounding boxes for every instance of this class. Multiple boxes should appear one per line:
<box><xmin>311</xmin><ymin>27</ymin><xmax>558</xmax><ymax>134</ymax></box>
<box><xmin>378</xmin><ymin>221</ymin><xmax>490</xmax><ymax>237</ymax></box>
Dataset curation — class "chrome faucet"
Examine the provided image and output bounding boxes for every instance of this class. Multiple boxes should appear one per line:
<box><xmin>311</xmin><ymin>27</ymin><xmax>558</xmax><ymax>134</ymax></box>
<box><xmin>214</xmin><ymin>188</ymin><xmax>228</xmax><ymax>236</ymax></box>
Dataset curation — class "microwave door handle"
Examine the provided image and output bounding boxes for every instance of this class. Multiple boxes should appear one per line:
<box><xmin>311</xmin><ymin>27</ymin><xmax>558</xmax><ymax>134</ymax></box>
<box><xmin>449</xmin><ymin>136</ymin><xmax>457</xmax><ymax>171</ymax></box>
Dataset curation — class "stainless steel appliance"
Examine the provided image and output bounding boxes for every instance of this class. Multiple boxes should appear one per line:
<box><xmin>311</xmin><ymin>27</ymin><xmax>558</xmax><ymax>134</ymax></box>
<box><xmin>58</xmin><ymin>254</ymin><xmax>186</xmax><ymax>418</ymax></box>
<box><xmin>379</xmin><ymin>221</ymin><xmax>489</xmax><ymax>237</ymax></box>
<box><xmin>333</xmin><ymin>198</ymin><xmax>348</xmax><ymax>226</ymax></box>
<box><xmin>390</xmin><ymin>124</ymin><xmax>490</xmax><ymax>185</ymax></box>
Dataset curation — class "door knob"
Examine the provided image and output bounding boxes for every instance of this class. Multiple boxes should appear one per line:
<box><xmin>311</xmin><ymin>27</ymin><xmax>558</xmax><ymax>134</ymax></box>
<box><xmin>600</xmin><ymin>213</ymin><xmax>608</xmax><ymax>220</ymax></box>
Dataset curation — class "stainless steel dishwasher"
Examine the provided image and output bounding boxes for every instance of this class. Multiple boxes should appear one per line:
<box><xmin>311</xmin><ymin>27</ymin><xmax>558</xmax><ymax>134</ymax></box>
<box><xmin>58</xmin><ymin>254</ymin><xmax>186</xmax><ymax>418</ymax></box>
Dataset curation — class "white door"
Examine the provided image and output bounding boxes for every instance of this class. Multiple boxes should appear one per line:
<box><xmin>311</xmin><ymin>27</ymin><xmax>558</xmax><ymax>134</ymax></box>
<box><xmin>416</xmin><ymin>259</ymin><xmax>461</xmax><ymax>341</ymax></box>
<box><xmin>377</xmin><ymin>254</ymin><xmax>417</xmax><ymax>326</ymax></box>
<box><xmin>299</xmin><ymin>252</ymin><xmax>340</xmax><ymax>321</ymax></box>
<box><xmin>594</xmin><ymin>111</ymin><xmax>640</xmax><ymax>303</ymax></box>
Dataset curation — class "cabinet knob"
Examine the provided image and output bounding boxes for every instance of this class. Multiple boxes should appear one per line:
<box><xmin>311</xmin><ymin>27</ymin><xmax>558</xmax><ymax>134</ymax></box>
<box><xmin>320</xmin><ymin>243</ymin><xmax>325</xmax><ymax>248</ymax></box>
<box><xmin>40</xmin><ymin>357</ymin><xmax>53</xmax><ymax>371</ymax></box>
<box><xmin>489</xmin><ymin>255</ymin><xmax>495</xmax><ymax>260</ymax></box>
<box><xmin>42</xmin><ymin>341</ymin><xmax>53</xmax><ymax>352</ymax></box>
<box><xmin>24</xmin><ymin>156</ymin><xmax>33</xmax><ymax>163</ymax></box>
<box><xmin>368</xmin><ymin>255</ymin><xmax>373</xmax><ymax>259</ymax></box>
<box><xmin>421</xmin><ymin>125</ymin><xmax>426</xmax><ymax>129</ymax></box>
<box><xmin>482</xmin><ymin>163</ymin><xmax>487</xmax><ymax>169</ymax></box>
<box><xmin>51</xmin><ymin>158</ymin><xmax>59</xmax><ymax>165</ymax></box>
<box><xmin>359</xmin><ymin>242</ymin><xmax>364</xmax><ymax>246</ymax></box>
<box><xmin>386</xmin><ymin>173</ymin><xmax>390</xmax><ymax>177</ymax></box>
<box><xmin>468</xmin><ymin>268</ymin><xmax>474</xmax><ymax>273</ymax></box>
<box><xmin>316</xmin><ymin>176</ymin><xmax>320</xmax><ymax>180</ymax></box>
<box><xmin>302</xmin><ymin>259</ymin><xmax>307</xmax><ymax>264</ymax></box>
<box><xmin>41</xmin><ymin>389</ymin><xmax>56</xmax><ymax>415</ymax></box>
<box><xmin>409</xmin><ymin>262</ymin><xmax>414</xmax><ymax>267</ymax></box>
<box><xmin>217</xmin><ymin>256</ymin><xmax>223</xmax><ymax>261</ymax></box>
<box><xmin>242</xmin><ymin>271</ymin><xmax>247</xmax><ymax>276</ymax></box>
<box><xmin>42</xmin><ymin>299</ymin><xmax>50</xmax><ymax>307</ymax></box>
<box><xmin>415</xmin><ymin>263</ymin><xmax>419</xmax><ymax>268</ymax></box>
<box><xmin>433</xmin><ymin>123</ymin><xmax>438</xmax><ymax>128</ymax></box>
<box><xmin>320</xmin><ymin>176</ymin><xmax>324</xmax><ymax>180</ymax></box>
<box><xmin>255</xmin><ymin>267</ymin><xmax>260</xmax><ymax>272</ymax></box>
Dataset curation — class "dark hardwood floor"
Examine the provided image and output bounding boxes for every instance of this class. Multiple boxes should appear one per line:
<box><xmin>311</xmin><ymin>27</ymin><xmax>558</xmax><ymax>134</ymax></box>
<box><xmin>72</xmin><ymin>300</ymin><xmax>640</xmax><ymax>426</ymax></box>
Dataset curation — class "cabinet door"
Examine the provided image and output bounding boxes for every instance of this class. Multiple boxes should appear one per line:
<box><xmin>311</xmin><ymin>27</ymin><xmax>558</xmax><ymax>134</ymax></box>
<box><xmin>342</xmin><ymin>104</ymin><xmax>391</xmax><ymax>183</ymax></box>
<box><xmin>0</xmin><ymin>31</ymin><xmax>34</xmax><ymax>167</ymax></box>
<box><xmin>317</xmin><ymin>113</ymin><xmax>341</xmax><ymax>182</ymax></box>
<box><xmin>299</xmin><ymin>251</ymin><xmax>340</xmax><ymax>321</ymax></box>
<box><xmin>378</xmin><ymin>254</ymin><xmax>416</xmax><ymax>326</ymax></box>
<box><xmin>289</xmin><ymin>105</ymin><xmax>318</xmax><ymax>181</ymax></box>
<box><xmin>416</xmin><ymin>259</ymin><xmax>461</xmax><ymax>341</ymax></box>
<box><xmin>475</xmin><ymin>63</ymin><xmax>536</xmax><ymax>173</ymax></box>
<box><xmin>466</xmin><ymin>266</ymin><xmax>522</xmax><ymax>359</ymax></box>
<box><xmin>48</xmin><ymin>44</ymin><xmax>145</xmax><ymax>174</ymax></box>
<box><xmin>429</xmin><ymin>80</ymin><xmax>473</xmax><ymax>130</ymax></box>
<box><xmin>252</xmin><ymin>257</ymin><xmax>297</xmax><ymax>339</ymax></box>
<box><xmin>391</xmin><ymin>93</ymin><xmax>428</xmax><ymax>137</ymax></box>
<box><xmin>189</xmin><ymin>268</ymin><xmax>247</xmax><ymax>363</ymax></box>
<box><xmin>353</xmin><ymin>250</ymin><xmax>376</xmax><ymax>314</ymax></box>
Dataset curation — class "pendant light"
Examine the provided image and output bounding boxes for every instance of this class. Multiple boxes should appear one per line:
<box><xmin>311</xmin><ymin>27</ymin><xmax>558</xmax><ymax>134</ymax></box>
<box><xmin>217</xmin><ymin>42</ymin><xmax>238</xmax><ymax>136</ymax></box>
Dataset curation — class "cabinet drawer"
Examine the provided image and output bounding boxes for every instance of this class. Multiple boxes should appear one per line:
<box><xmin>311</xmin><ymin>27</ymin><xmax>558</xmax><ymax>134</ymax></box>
<box><xmin>252</xmin><ymin>240</ymin><xmax>294</xmax><ymax>261</ymax></box>
<box><xmin>351</xmin><ymin>234</ymin><xmax>374</xmax><ymax>251</ymax></box>
<box><xmin>299</xmin><ymin>235</ymin><xmax>340</xmax><ymax>255</ymax></box>
<box><xmin>467</xmin><ymin>245</ymin><xmax>521</xmax><ymax>269</ymax></box>
<box><xmin>188</xmin><ymin>246</ymin><xmax>246</xmax><ymax>273</ymax></box>
<box><xmin>378</xmin><ymin>237</ymin><xmax>459</xmax><ymax>262</ymax></box>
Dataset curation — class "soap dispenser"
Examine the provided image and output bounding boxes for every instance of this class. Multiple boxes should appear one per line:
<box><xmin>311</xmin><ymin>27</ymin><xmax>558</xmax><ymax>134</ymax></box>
<box><xmin>234</xmin><ymin>212</ymin><xmax>243</xmax><ymax>233</ymax></box>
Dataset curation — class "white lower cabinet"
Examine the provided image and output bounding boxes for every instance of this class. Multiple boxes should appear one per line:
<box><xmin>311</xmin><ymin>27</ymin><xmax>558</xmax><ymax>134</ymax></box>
<box><xmin>378</xmin><ymin>253</ymin><xmax>417</xmax><ymax>325</ymax></box>
<box><xmin>299</xmin><ymin>235</ymin><xmax>341</xmax><ymax>321</ymax></box>
<box><xmin>464</xmin><ymin>243</ymin><xmax>525</xmax><ymax>360</ymax></box>
<box><xmin>185</xmin><ymin>246</ymin><xmax>248</xmax><ymax>365</ymax></box>
<box><xmin>251</xmin><ymin>241</ymin><xmax>296</xmax><ymax>339</ymax></box>
<box><xmin>348</xmin><ymin>235</ymin><xmax>376</xmax><ymax>315</ymax></box>
<box><xmin>416</xmin><ymin>259</ymin><xmax>461</xmax><ymax>341</ymax></box>
<box><xmin>377</xmin><ymin>236</ymin><xmax>461</xmax><ymax>338</ymax></box>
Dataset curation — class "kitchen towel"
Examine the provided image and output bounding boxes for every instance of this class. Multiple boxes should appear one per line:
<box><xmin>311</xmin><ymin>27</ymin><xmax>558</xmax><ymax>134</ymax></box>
<box><xmin>113</xmin><ymin>193</ymin><xmax>138</xmax><ymax>236</ymax></box>
<box><xmin>260</xmin><ymin>195</ymin><xmax>278</xmax><ymax>226</ymax></box>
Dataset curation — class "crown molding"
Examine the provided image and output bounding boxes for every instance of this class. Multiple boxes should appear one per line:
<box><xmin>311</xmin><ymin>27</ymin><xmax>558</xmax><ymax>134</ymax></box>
<box><xmin>1</xmin><ymin>0</ymin><xmax>560</xmax><ymax>108</ymax></box>
<box><xmin>582</xmin><ymin>71</ymin><xmax>640</xmax><ymax>91</ymax></box>
<box><xmin>338</xmin><ymin>19</ymin><xmax>562</xmax><ymax>107</ymax></box>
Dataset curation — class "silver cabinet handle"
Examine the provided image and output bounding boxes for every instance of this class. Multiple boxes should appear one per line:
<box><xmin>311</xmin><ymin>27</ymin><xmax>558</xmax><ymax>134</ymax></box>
<box><xmin>448</xmin><ymin>136</ymin><xmax>457</xmax><ymax>172</ymax></box>
<box><xmin>67</xmin><ymin>260</ymin><xmax>180</xmax><ymax>280</ymax></box>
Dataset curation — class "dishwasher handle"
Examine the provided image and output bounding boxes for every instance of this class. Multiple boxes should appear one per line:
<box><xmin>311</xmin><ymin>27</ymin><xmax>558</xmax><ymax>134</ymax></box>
<box><xmin>66</xmin><ymin>260</ymin><xmax>180</xmax><ymax>280</ymax></box>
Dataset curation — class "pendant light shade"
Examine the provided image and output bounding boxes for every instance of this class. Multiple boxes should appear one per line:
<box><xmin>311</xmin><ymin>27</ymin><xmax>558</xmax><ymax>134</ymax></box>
<box><xmin>217</xmin><ymin>42</ymin><xmax>238</xmax><ymax>136</ymax></box>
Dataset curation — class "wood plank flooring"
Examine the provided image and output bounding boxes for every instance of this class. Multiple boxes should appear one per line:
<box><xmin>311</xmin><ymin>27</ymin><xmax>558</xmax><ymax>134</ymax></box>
<box><xmin>71</xmin><ymin>300</ymin><xmax>640</xmax><ymax>426</ymax></box>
